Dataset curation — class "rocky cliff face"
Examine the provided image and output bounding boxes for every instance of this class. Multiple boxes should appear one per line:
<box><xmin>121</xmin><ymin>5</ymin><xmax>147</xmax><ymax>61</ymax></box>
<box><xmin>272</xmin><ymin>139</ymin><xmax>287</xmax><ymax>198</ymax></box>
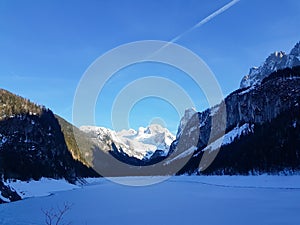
<box><xmin>227</xmin><ymin>75</ymin><xmax>300</xmax><ymax>127</ymax></box>
<box><xmin>169</xmin><ymin>43</ymin><xmax>300</xmax><ymax>175</ymax></box>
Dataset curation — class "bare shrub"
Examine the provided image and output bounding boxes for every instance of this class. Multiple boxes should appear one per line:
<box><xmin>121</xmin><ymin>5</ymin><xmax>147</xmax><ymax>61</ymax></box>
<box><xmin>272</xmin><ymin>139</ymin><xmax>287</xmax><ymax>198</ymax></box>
<box><xmin>41</xmin><ymin>202</ymin><xmax>73</xmax><ymax>225</ymax></box>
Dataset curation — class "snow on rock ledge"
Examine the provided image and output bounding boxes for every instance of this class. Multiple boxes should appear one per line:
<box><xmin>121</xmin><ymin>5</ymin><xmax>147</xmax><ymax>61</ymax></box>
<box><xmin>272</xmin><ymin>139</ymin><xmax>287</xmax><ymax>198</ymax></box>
<box><xmin>202</xmin><ymin>123</ymin><xmax>254</xmax><ymax>153</ymax></box>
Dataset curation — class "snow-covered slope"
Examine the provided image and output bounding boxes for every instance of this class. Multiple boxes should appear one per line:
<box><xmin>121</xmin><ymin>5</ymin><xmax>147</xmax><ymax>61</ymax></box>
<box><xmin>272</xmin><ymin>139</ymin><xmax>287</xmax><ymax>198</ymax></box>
<box><xmin>240</xmin><ymin>42</ymin><xmax>300</xmax><ymax>88</ymax></box>
<box><xmin>80</xmin><ymin>124</ymin><xmax>175</xmax><ymax>160</ymax></box>
<box><xmin>5</xmin><ymin>178</ymin><xmax>78</xmax><ymax>199</ymax></box>
<box><xmin>201</xmin><ymin>123</ymin><xmax>254</xmax><ymax>153</ymax></box>
<box><xmin>166</xmin><ymin>123</ymin><xmax>254</xmax><ymax>165</ymax></box>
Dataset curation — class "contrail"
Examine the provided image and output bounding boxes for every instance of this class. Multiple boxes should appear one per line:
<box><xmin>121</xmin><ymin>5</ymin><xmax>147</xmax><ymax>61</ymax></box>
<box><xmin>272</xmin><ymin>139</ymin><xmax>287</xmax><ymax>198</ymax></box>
<box><xmin>194</xmin><ymin>0</ymin><xmax>240</xmax><ymax>28</ymax></box>
<box><xmin>150</xmin><ymin>0</ymin><xmax>240</xmax><ymax>56</ymax></box>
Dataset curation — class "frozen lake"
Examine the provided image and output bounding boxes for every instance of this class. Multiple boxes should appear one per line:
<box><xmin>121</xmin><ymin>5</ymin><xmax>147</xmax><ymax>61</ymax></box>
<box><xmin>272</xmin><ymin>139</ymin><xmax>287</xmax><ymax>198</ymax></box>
<box><xmin>1</xmin><ymin>176</ymin><xmax>300</xmax><ymax>225</ymax></box>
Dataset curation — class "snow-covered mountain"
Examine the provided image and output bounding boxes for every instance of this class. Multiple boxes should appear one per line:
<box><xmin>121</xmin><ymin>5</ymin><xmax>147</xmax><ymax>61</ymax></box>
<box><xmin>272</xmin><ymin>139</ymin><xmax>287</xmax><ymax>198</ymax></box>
<box><xmin>240</xmin><ymin>42</ymin><xmax>300</xmax><ymax>88</ymax></box>
<box><xmin>80</xmin><ymin>124</ymin><xmax>175</xmax><ymax>160</ymax></box>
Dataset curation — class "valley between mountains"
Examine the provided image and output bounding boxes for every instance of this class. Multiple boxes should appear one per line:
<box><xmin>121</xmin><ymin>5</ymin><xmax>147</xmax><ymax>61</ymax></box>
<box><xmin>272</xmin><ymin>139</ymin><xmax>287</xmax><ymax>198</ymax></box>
<box><xmin>1</xmin><ymin>42</ymin><xmax>300</xmax><ymax>203</ymax></box>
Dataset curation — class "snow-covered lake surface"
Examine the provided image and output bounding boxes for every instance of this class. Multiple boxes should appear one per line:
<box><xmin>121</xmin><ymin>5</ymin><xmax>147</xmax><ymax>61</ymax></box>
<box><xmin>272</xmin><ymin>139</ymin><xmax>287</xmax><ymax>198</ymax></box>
<box><xmin>1</xmin><ymin>175</ymin><xmax>300</xmax><ymax>225</ymax></box>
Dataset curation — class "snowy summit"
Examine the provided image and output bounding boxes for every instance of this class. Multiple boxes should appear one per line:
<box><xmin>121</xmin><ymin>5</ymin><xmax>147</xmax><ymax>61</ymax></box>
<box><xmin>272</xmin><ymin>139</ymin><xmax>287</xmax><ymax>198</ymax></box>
<box><xmin>80</xmin><ymin>124</ymin><xmax>175</xmax><ymax>160</ymax></box>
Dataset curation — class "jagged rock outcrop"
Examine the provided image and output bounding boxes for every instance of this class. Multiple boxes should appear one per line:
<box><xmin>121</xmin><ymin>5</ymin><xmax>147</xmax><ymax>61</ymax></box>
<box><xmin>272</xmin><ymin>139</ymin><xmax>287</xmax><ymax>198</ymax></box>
<box><xmin>0</xmin><ymin>181</ymin><xmax>21</xmax><ymax>203</ymax></box>
<box><xmin>240</xmin><ymin>42</ymin><xmax>300</xmax><ymax>88</ymax></box>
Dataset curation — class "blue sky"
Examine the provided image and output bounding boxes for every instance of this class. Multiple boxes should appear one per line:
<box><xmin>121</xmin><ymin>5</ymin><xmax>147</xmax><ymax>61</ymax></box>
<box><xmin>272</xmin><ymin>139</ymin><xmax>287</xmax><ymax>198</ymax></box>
<box><xmin>0</xmin><ymin>0</ymin><xmax>299</xmax><ymax>134</ymax></box>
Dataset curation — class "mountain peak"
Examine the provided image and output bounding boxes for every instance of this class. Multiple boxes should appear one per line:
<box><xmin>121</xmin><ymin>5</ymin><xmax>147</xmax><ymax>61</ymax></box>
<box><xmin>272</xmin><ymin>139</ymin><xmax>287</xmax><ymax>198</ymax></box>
<box><xmin>176</xmin><ymin>107</ymin><xmax>197</xmax><ymax>139</ymax></box>
<box><xmin>80</xmin><ymin>124</ymin><xmax>175</xmax><ymax>160</ymax></box>
<box><xmin>273</xmin><ymin>51</ymin><xmax>285</xmax><ymax>58</ymax></box>
<box><xmin>290</xmin><ymin>41</ymin><xmax>300</xmax><ymax>56</ymax></box>
<box><xmin>240</xmin><ymin>41</ymin><xmax>300</xmax><ymax>89</ymax></box>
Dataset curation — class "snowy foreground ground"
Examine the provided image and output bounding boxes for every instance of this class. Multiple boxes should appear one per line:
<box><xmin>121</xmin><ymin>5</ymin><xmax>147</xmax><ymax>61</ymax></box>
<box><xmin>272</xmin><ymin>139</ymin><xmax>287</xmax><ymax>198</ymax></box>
<box><xmin>1</xmin><ymin>176</ymin><xmax>300</xmax><ymax>225</ymax></box>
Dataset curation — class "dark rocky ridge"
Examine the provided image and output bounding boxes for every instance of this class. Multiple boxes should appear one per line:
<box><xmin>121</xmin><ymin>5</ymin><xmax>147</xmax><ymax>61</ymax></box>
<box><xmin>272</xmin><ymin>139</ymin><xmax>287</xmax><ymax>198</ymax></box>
<box><xmin>171</xmin><ymin>65</ymin><xmax>300</xmax><ymax>175</ymax></box>
<box><xmin>0</xmin><ymin>89</ymin><xmax>98</xmax><ymax>203</ymax></box>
